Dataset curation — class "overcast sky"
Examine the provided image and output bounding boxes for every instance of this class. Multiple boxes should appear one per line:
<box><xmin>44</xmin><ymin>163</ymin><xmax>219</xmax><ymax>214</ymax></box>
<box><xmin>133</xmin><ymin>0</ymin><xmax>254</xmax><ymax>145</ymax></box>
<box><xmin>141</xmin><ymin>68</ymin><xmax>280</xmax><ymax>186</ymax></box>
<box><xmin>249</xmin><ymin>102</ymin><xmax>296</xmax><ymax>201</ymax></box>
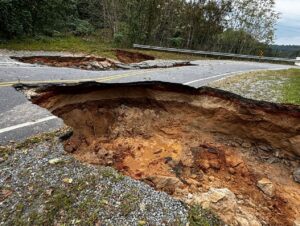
<box><xmin>275</xmin><ymin>0</ymin><xmax>300</xmax><ymax>45</ymax></box>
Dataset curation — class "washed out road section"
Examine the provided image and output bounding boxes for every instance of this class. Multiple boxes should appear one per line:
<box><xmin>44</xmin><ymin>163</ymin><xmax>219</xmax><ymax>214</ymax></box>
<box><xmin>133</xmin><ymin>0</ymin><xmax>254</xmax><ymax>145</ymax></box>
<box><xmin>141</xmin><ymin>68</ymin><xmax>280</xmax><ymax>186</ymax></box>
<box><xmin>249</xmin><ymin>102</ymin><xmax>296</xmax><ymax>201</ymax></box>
<box><xmin>0</xmin><ymin>53</ymin><xmax>294</xmax><ymax>145</ymax></box>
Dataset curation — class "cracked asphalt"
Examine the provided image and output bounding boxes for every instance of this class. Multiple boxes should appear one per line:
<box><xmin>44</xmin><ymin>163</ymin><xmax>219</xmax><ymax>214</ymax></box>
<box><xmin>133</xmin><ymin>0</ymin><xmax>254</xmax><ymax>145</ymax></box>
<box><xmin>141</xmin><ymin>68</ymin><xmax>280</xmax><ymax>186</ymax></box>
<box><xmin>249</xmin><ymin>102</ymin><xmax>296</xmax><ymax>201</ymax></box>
<box><xmin>0</xmin><ymin>50</ymin><xmax>294</xmax><ymax>145</ymax></box>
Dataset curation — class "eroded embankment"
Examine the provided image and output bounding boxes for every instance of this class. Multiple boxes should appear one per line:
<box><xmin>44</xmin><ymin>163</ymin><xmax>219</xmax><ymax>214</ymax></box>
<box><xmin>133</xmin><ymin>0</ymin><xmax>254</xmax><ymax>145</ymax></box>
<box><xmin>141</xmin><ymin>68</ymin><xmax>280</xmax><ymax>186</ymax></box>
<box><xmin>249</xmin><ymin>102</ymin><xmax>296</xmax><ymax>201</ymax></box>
<box><xmin>12</xmin><ymin>56</ymin><xmax>118</xmax><ymax>70</ymax></box>
<box><xmin>17</xmin><ymin>82</ymin><xmax>300</xmax><ymax>226</ymax></box>
<box><xmin>11</xmin><ymin>50</ymin><xmax>156</xmax><ymax>70</ymax></box>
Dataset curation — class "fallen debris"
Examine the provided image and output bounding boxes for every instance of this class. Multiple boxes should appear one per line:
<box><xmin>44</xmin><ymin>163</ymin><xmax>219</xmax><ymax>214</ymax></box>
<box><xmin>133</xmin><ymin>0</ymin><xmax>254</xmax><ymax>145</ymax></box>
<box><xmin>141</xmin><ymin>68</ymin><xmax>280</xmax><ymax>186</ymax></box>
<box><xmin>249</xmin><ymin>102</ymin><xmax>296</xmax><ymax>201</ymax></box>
<box><xmin>257</xmin><ymin>178</ymin><xmax>275</xmax><ymax>197</ymax></box>
<box><xmin>16</xmin><ymin>81</ymin><xmax>300</xmax><ymax>225</ymax></box>
<box><xmin>293</xmin><ymin>168</ymin><xmax>300</xmax><ymax>183</ymax></box>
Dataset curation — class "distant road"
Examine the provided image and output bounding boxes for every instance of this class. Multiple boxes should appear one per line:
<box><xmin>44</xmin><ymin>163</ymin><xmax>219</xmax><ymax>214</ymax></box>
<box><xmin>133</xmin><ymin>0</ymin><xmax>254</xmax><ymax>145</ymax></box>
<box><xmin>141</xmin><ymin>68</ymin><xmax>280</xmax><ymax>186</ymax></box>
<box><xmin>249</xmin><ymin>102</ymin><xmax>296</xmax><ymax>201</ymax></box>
<box><xmin>0</xmin><ymin>53</ymin><xmax>293</xmax><ymax>144</ymax></box>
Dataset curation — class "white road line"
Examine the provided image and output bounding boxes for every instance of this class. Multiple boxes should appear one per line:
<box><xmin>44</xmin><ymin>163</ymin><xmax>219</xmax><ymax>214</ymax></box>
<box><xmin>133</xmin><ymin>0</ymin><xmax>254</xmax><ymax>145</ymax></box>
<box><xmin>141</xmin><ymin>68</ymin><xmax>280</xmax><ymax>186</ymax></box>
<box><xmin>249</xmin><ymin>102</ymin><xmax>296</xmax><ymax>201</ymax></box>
<box><xmin>184</xmin><ymin>67</ymin><xmax>289</xmax><ymax>85</ymax></box>
<box><xmin>0</xmin><ymin>116</ymin><xmax>57</xmax><ymax>134</ymax></box>
<box><xmin>184</xmin><ymin>71</ymin><xmax>242</xmax><ymax>85</ymax></box>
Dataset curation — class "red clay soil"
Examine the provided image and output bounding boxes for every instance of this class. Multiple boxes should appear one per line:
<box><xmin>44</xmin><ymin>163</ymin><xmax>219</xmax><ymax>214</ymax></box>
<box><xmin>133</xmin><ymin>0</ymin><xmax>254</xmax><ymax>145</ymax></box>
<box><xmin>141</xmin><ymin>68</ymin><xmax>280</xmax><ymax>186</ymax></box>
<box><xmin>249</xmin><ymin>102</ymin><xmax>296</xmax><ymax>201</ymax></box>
<box><xmin>116</xmin><ymin>49</ymin><xmax>155</xmax><ymax>63</ymax></box>
<box><xmin>20</xmin><ymin>82</ymin><xmax>300</xmax><ymax>226</ymax></box>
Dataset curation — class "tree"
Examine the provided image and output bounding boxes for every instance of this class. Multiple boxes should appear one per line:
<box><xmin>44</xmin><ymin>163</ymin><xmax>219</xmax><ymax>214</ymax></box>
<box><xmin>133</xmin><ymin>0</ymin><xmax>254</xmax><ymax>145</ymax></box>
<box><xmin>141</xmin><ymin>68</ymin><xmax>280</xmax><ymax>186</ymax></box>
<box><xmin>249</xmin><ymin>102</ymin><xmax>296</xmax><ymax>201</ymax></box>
<box><xmin>228</xmin><ymin>0</ymin><xmax>279</xmax><ymax>44</ymax></box>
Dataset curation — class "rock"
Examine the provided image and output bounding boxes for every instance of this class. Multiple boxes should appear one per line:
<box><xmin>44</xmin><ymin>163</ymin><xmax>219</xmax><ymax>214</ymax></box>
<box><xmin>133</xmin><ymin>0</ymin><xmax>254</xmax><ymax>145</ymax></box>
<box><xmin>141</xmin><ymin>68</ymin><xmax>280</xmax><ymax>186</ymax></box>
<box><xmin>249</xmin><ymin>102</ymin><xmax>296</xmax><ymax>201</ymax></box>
<box><xmin>49</xmin><ymin>158</ymin><xmax>63</xmax><ymax>165</ymax></box>
<box><xmin>46</xmin><ymin>189</ymin><xmax>53</xmax><ymax>196</ymax></box>
<box><xmin>193</xmin><ymin>188</ymin><xmax>237</xmax><ymax>223</ymax></box>
<box><xmin>257</xmin><ymin>178</ymin><xmax>275</xmax><ymax>197</ymax></box>
<box><xmin>294</xmin><ymin>218</ymin><xmax>300</xmax><ymax>226</ymax></box>
<box><xmin>0</xmin><ymin>189</ymin><xmax>13</xmax><ymax>201</ymax></box>
<box><xmin>90</xmin><ymin>61</ymin><xmax>103</xmax><ymax>69</ymax></box>
<box><xmin>236</xmin><ymin>209</ymin><xmax>262</xmax><ymax>226</ymax></box>
<box><xmin>241</xmin><ymin>141</ymin><xmax>251</xmax><ymax>148</ymax></box>
<box><xmin>0</xmin><ymin>157</ymin><xmax>5</xmax><ymax>163</ymax></box>
<box><xmin>62</xmin><ymin>177</ymin><xmax>73</xmax><ymax>184</ymax></box>
<box><xmin>210</xmin><ymin>160</ymin><xmax>221</xmax><ymax>170</ymax></box>
<box><xmin>138</xmin><ymin>220</ymin><xmax>147</xmax><ymax>225</ymax></box>
<box><xmin>289</xmin><ymin>135</ymin><xmax>300</xmax><ymax>157</ymax></box>
<box><xmin>258</xmin><ymin>145</ymin><xmax>273</xmax><ymax>152</ymax></box>
<box><xmin>266</xmin><ymin>157</ymin><xmax>279</xmax><ymax>164</ymax></box>
<box><xmin>139</xmin><ymin>202</ymin><xmax>146</xmax><ymax>211</ymax></box>
<box><xmin>293</xmin><ymin>168</ymin><xmax>300</xmax><ymax>183</ymax></box>
<box><xmin>208</xmin><ymin>176</ymin><xmax>215</xmax><ymax>181</ymax></box>
<box><xmin>148</xmin><ymin>176</ymin><xmax>184</xmax><ymax>194</ymax></box>
<box><xmin>228</xmin><ymin>167</ymin><xmax>236</xmax><ymax>174</ymax></box>
<box><xmin>192</xmin><ymin>187</ymin><xmax>261</xmax><ymax>225</ymax></box>
<box><xmin>226</xmin><ymin>155</ymin><xmax>243</xmax><ymax>168</ymax></box>
<box><xmin>187</xmin><ymin>193</ymin><xmax>193</xmax><ymax>199</ymax></box>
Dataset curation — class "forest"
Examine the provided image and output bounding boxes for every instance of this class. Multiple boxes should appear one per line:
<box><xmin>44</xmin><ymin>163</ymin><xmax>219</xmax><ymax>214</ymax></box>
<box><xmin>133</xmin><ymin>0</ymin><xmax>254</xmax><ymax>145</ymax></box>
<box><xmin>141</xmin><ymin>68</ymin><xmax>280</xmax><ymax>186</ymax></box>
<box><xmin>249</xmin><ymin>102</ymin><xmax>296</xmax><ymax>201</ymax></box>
<box><xmin>0</xmin><ymin>0</ymin><xmax>280</xmax><ymax>55</ymax></box>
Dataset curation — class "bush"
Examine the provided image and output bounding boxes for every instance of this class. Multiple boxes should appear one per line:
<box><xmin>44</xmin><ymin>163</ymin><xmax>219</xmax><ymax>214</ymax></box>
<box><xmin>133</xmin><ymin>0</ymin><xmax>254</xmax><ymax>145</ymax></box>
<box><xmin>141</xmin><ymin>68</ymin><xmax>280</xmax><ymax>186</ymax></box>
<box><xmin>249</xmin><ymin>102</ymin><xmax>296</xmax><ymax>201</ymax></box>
<box><xmin>113</xmin><ymin>32</ymin><xmax>126</xmax><ymax>45</ymax></box>
<box><xmin>169</xmin><ymin>37</ymin><xmax>184</xmax><ymax>48</ymax></box>
<box><xmin>69</xmin><ymin>20</ymin><xmax>94</xmax><ymax>36</ymax></box>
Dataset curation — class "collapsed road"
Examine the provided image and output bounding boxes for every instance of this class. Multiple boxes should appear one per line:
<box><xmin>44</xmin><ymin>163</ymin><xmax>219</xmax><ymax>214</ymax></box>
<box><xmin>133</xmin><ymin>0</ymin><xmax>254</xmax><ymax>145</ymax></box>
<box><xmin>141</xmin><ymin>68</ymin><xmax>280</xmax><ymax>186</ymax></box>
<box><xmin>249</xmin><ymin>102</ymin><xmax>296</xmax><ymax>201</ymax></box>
<box><xmin>0</xmin><ymin>50</ymin><xmax>294</xmax><ymax>145</ymax></box>
<box><xmin>15</xmin><ymin>81</ymin><xmax>300</xmax><ymax>225</ymax></box>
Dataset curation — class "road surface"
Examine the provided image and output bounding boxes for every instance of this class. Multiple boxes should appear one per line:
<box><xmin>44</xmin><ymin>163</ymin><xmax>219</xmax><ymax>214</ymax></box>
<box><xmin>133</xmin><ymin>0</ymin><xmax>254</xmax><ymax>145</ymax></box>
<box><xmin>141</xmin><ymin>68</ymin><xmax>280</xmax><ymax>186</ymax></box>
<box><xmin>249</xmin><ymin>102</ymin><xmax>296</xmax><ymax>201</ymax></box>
<box><xmin>0</xmin><ymin>52</ymin><xmax>293</xmax><ymax>144</ymax></box>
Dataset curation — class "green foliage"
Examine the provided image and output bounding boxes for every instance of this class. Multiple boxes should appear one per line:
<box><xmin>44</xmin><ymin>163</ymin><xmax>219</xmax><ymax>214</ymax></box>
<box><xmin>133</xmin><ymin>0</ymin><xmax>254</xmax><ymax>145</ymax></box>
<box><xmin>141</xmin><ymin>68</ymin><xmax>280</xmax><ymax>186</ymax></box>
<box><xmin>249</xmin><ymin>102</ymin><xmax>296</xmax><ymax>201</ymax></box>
<box><xmin>282</xmin><ymin>69</ymin><xmax>300</xmax><ymax>105</ymax></box>
<box><xmin>188</xmin><ymin>205</ymin><xmax>222</xmax><ymax>226</ymax></box>
<box><xmin>0</xmin><ymin>0</ymin><xmax>91</xmax><ymax>38</ymax></box>
<box><xmin>215</xmin><ymin>29</ymin><xmax>269</xmax><ymax>55</ymax></box>
<box><xmin>0</xmin><ymin>0</ymin><xmax>279</xmax><ymax>55</ymax></box>
<box><xmin>169</xmin><ymin>37</ymin><xmax>184</xmax><ymax>48</ymax></box>
<box><xmin>69</xmin><ymin>19</ymin><xmax>94</xmax><ymax>36</ymax></box>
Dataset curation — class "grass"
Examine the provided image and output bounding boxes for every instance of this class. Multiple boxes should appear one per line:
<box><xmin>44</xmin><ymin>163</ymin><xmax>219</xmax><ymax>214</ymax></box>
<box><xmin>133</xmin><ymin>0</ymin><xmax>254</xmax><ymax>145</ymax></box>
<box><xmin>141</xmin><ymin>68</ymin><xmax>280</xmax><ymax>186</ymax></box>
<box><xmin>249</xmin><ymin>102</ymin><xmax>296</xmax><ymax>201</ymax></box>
<box><xmin>188</xmin><ymin>205</ymin><xmax>222</xmax><ymax>226</ymax></box>
<box><xmin>0</xmin><ymin>36</ymin><xmax>205</xmax><ymax>61</ymax></box>
<box><xmin>210</xmin><ymin>68</ymin><xmax>300</xmax><ymax>105</ymax></box>
<box><xmin>8</xmin><ymin>176</ymin><xmax>103</xmax><ymax>226</ymax></box>
<box><xmin>281</xmin><ymin>69</ymin><xmax>300</xmax><ymax>104</ymax></box>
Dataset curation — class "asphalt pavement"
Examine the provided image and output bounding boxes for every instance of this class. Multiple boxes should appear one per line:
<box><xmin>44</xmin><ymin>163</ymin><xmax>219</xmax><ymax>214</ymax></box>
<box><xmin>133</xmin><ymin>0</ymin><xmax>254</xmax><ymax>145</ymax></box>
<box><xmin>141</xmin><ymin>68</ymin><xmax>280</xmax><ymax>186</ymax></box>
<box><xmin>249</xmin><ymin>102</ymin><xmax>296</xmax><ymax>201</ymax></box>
<box><xmin>0</xmin><ymin>51</ymin><xmax>294</xmax><ymax>144</ymax></box>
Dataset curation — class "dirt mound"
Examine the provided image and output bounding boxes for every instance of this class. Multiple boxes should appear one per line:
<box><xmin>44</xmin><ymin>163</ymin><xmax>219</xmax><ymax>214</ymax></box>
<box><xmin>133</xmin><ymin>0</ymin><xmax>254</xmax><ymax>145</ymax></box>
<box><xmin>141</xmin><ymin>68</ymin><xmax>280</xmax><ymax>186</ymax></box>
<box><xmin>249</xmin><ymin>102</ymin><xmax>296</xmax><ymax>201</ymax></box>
<box><xmin>17</xmin><ymin>82</ymin><xmax>300</xmax><ymax>225</ymax></box>
<box><xmin>116</xmin><ymin>49</ymin><xmax>155</xmax><ymax>64</ymax></box>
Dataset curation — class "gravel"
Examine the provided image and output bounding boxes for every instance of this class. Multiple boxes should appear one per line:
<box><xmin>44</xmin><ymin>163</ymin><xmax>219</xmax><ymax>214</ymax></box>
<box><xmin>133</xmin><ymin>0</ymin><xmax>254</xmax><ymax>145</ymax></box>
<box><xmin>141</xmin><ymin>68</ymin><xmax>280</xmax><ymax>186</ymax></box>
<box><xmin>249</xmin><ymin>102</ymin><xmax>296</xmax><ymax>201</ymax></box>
<box><xmin>0</xmin><ymin>138</ymin><xmax>188</xmax><ymax>225</ymax></box>
<box><xmin>209</xmin><ymin>72</ymin><xmax>288</xmax><ymax>103</ymax></box>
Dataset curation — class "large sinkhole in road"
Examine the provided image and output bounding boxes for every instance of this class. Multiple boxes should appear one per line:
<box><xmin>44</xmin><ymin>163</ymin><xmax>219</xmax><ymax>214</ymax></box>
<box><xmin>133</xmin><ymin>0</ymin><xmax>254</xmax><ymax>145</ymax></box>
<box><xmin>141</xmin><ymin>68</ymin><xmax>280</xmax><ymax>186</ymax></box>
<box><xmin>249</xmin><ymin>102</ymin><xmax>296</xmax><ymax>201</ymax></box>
<box><xmin>18</xmin><ymin>82</ymin><xmax>300</xmax><ymax>225</ymax></box>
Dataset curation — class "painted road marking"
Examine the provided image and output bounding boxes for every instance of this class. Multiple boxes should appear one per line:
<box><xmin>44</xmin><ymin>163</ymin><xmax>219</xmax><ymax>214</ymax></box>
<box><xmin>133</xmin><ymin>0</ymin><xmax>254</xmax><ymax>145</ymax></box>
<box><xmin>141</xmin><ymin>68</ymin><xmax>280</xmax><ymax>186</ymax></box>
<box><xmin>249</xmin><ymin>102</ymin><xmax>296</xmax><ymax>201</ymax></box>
<box><xmin>183</xmin><ymin>68</ymin><xmax>289</xmax><ymax>85</ymax></box>
<box><xmin>0</xmin><ymin>116</ymin><xmax>57</xmax><ymax>134</ymax></box>
<box><xmin>183</xmin><ymin>71</ymin><xmax>245</xmax><ymax>85</ymax></box>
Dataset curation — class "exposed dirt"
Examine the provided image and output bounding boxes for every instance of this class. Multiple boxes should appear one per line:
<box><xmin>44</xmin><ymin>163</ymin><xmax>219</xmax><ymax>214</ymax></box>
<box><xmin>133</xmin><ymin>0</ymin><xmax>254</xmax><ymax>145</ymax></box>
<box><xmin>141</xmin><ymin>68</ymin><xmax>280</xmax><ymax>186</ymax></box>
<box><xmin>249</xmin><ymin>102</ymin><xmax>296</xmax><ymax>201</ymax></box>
<box><xmin>17</xmin><ymin>82</ymin><xmax>300</xmax><ymax>226</ymax></box>
<box><xmin>12</xmin><ymin>56</ymin><xmax>118</xmax><ymax>70</ymax></box>
<box><xmin>116</xmin><ymin>49</ymin><xmax>155</xmax><ymax>64</ymax></box>
<box><xmin>11</xmin><ymin>50</ymin><xmax>156</xmax><ymax>70</ymax></box>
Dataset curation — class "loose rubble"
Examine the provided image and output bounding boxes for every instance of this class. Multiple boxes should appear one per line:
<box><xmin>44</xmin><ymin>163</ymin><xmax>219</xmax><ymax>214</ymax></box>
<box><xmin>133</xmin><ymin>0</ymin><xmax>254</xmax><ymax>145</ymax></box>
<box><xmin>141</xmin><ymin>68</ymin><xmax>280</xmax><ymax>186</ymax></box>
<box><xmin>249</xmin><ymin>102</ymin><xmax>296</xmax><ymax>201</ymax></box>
<box><xmin>257</xmin><ymin>178</ymin><xmax>275</xmax><ymax>197</ymax></box>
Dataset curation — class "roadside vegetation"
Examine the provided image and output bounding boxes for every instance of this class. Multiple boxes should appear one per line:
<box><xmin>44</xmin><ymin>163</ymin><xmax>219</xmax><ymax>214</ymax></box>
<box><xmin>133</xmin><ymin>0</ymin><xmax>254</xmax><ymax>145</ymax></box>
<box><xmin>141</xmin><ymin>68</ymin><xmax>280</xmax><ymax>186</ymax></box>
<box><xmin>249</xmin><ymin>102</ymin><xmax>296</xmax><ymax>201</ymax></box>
<box><xmin>210</xmin><ymin>68</ymin><xmax>300</xmax><ymax>105</ymax></box>
<box><xmin>0</xmin><ymin>0</ymin><xmax>280</xmax><ymax>57</ymax></box>
<box><xmin>0</xmin><ymin>36</ymin><xmax>206</xmax><ymax>61</ymax></box>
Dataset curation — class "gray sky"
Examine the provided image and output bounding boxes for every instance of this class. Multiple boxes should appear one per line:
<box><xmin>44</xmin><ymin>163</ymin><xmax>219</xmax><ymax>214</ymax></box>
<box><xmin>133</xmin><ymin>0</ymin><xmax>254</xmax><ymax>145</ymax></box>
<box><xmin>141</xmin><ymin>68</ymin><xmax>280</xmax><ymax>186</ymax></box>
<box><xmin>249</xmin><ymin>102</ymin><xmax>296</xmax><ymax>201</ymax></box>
<box><xmin>275</xmin><ymin>0</ymin><xmax>300</xmax><ymax>45</ymax></box>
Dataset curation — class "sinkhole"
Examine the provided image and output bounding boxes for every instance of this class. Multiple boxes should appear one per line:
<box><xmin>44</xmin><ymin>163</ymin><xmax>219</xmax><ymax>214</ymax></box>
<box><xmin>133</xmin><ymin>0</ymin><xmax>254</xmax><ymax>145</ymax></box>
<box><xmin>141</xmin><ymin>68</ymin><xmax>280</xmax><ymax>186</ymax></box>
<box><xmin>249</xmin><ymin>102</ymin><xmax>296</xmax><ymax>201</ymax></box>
<box><xmin>16</xmin><ymin>81</ymin><xmax>300</xmax><ymax>225</ymax></box>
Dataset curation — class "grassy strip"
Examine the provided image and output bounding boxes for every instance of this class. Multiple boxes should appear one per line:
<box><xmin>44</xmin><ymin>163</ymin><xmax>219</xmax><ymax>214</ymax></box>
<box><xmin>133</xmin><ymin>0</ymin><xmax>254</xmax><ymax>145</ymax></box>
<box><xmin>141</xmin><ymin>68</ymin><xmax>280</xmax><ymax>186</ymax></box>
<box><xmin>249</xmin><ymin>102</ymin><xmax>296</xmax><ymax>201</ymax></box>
<box><xmin>281</xmin><ymin>69</ymin><xmax>300</xmax><ymax>105</ymax></box>
<box><xmin>0</xmin><ymin>36</ymin><xmax>205</xmax><ymax>61</ymax></box>
<box><xmin>210</xmin><ymin>68</ymin><xmax>300</xmax><ymax>105</ymax></box>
